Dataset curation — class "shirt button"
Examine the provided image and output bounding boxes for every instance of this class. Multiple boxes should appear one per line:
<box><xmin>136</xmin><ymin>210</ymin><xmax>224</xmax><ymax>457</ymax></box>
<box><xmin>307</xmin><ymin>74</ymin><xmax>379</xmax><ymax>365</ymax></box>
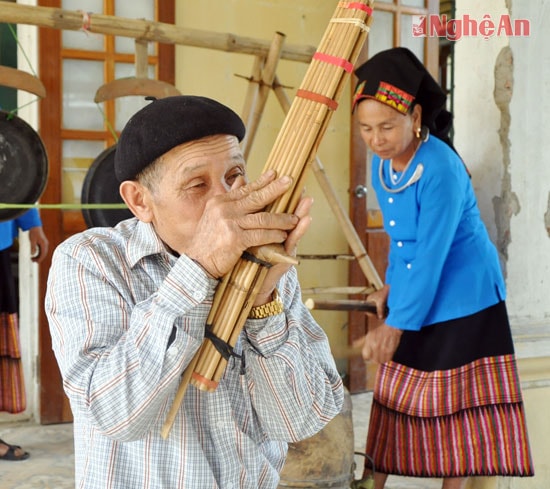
<box><xmin>397</xmin><ymin>241</ymin><xmax>403</xmax><ymax>247</ymax></box>
<box><xmin>389</xmin><ymin>220</ymin><xmax>396</xmax><ymax>227</ymax></box>
<box><xmin>192</xmin><ymin>291</ymin><xmax>203</xmax><ymax>301</ymax></box>
<box><xmin>388</xmin><ymin>197</ymin><xmax>394</xmax><ymax>203</ymax></box>
<box><xmin>406</xmin><ymin>263</ymin><xmax>412</xmax><ymax>270</ymax></box>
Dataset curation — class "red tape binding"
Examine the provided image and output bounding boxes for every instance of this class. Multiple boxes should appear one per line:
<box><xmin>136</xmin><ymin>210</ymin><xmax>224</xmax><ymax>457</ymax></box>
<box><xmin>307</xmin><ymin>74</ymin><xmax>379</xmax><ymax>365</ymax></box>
<box><xmin>340</xmin><ymin>2</ymin><xmax>373</xmax><ymax>15</ymax></box>
<box><xmin>80</xmin><ymin>11</ymin><xmax>92</xmax><ymax>32</ymax></box>
<box><xmin>192</xmin><ymin>372</ymin><xmax>219</xmax><ymax>391</ymax></box>
<box><xmin>313</xmin><ymin>52</ymin><xmax>354</xmax><ymax>73</ymax></box>
<box><xmin>296</xmin><ymin>89</ymin><xmax>339</xmax><ymax>111</ymax></box>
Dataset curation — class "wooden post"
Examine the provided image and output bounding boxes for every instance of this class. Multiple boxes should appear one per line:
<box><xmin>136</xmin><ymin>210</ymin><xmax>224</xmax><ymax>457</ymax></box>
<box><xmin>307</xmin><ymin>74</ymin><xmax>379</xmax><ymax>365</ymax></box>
<box><xmin>240</xmin><ymin>56</ymin><xmax>263</xmax><ymax>151</ymax></box>
<box><xmin>134</xmin><ymin>39</ymin><xmax>148</xmax><ymax>79</ymax></box>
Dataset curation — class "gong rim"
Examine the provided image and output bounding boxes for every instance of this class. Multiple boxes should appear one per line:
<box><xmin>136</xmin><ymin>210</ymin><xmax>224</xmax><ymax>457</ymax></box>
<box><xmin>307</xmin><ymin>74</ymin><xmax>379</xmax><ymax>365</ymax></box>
<box><xmin>81</xmin><ymin>145</ymin><xmax>133</xmax><ymax>228</ymax></box>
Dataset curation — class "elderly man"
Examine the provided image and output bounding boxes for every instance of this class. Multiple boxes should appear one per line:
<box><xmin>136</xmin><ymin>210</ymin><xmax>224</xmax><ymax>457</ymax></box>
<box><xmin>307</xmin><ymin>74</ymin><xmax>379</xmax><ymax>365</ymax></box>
<box><xmin>46</xmin><ymin>96</ymin><xmax>343</xmax><ymax>489</ymax></box>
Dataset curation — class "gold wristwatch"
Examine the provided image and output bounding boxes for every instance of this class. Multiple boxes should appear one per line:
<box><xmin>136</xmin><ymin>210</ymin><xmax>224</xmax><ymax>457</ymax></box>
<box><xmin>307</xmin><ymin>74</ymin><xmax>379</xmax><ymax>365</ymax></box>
<box><xmin>248</xmin><ymin>289</ymin><xmax>284</xmax><ymax>319</ymax></box>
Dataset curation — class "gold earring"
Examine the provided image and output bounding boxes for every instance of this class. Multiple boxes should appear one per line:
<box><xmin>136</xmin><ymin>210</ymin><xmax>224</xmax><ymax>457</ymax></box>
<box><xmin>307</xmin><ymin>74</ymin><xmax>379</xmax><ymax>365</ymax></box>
<box><xmin>415</xmin><ymin>127</ymin><xmax>422</xmax><ymax>139</ymax></box>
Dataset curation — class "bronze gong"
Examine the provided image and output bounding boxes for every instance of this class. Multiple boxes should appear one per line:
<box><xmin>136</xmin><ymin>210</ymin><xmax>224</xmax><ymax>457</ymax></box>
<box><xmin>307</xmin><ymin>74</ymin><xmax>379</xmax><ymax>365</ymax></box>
<box><xmin>0</xmin><ymin>110</ymin><xmax>48</xmax><ymax>222</ymax></box>
<box><xmin>80</xmin><ymin>145</ymin><xmax>133</xmax><ymax>228</ymax></box>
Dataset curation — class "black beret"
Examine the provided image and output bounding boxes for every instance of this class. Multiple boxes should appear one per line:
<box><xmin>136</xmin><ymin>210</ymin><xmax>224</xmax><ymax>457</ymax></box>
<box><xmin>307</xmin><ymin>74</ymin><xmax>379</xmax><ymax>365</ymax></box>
<box><xmin>353</xmin><ymin>47</ymin><xmax>453</xmax><ymax>146</ymax></box>
<box><xmin>114</xmin><ymin>95</ymin><xmax>246</xmax><ymax>182</ymax></box>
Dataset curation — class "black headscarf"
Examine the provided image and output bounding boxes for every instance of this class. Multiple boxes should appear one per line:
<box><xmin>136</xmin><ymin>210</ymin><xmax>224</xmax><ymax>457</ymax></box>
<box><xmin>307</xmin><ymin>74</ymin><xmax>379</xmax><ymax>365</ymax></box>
<box><xmin>353</xmin><ymin>47</ymin><xmax>454</xmax><ymax>150</ymax></box>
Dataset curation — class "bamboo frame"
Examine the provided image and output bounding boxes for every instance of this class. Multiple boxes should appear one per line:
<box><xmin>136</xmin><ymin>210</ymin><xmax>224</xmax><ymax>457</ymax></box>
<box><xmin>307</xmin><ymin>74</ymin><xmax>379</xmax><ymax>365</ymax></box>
<box><xmin>161</xmin><ymin>0</ymin><xmax>374</xmax><ymax>439</ymax></box>
<box><xmin>237</xmin><ymin>28</ymin><xmax>382</xmax><ymax>291</ymax></box>
<box><xmin>271</xmin><ymin>76</ymin><xmax>383</xmax><ymax>290</ymax></box>
<box><xmin>0</xmin><ymin>0</ymin><xmax>381</xmax><ymax>436</ymax></box>
<box><xmin>240</xmin><ymin>32</ymin><xmax>287</xmax><ymax>159</ymax></box>
<box><xmin>0</xmin><ymin>3</ymin><xmax>316</xmax><ymax>63</ymax></box>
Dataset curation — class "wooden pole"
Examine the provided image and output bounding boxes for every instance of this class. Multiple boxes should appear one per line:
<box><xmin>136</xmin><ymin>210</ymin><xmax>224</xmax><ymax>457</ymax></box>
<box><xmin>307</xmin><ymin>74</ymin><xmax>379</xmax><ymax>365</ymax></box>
<box><xmin>0</xmin><ymin>3</ymin><xmax>315</xmax><ymax>63</ymax></box>
<box><xmin>305</xmin><ymin>298</ymin><xmax>378</xmax><ymax>314</ymax></box>
<box><xmin>240</xmin><ymin>56</ymin><xmax>263</xmax><ymax>153</ymax></box>
<box><xmin>301</xmin><ymin>286</ymin><xmax>375</xmax><ymax>295</ymax></box>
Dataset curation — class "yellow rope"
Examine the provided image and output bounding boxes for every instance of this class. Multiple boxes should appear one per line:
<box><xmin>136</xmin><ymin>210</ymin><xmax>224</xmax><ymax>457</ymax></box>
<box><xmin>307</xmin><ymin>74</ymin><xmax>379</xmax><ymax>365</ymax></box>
<box><xmin>0</xmin><ymin>203</ymin><xmax>128</xmax><ymax>210</ymax></box>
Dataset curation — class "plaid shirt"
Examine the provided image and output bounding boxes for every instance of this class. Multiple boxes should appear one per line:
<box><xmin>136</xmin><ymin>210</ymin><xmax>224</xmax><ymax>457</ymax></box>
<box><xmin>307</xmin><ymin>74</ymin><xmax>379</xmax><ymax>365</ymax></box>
<box><xmin>46</xmin><ymin>218</ymin><xmax>343</xmax><ymax>489</ymax></box>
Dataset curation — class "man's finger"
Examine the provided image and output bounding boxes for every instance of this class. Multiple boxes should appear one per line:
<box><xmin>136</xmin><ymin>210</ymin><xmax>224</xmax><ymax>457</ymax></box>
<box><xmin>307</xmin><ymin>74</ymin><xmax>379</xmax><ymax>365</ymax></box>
<box><xmin>238</xmin><ymin>212</ymin><xmax>299</xmax><ymax>231</ymax></box>
<box><xmin>242</xmin><ymin>175</ymin><xmax>293</xmax><ymax>209</ymax></box>
<box><xmin>241</xmin><ymin>229</ymin><xmax>289</xmax><ymax>249</ymax></box>
<box><xmin>228</xmin><ymin>169</ymin><xmax>279</xmax><ymax>199</ymax></box>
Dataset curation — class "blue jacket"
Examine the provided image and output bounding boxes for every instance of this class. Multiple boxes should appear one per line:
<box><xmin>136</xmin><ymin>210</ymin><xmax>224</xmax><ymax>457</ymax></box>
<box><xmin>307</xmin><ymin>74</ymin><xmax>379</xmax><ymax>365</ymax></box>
<box><xmin>372</xmin><ymin>135</ymin><xmax>505</xmax><ymax>331</ymax></box>
<box><xmin>0</xmin><ymin>208</ymin><xmax>42</xmax><ymax>252</ymax></box>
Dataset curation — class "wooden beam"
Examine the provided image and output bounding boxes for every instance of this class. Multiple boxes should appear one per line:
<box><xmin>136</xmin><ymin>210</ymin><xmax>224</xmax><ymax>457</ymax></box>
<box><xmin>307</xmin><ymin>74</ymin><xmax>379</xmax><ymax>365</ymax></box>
<box><xmin>0</xmin><ymin>2</ymin><xmax>315</xmax><ymax>63</ymax></box>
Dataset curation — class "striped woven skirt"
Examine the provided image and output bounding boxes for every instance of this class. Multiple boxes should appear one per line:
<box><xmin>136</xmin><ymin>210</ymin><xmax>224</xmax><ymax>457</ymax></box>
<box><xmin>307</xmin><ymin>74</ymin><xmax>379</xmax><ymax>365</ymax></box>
<box><xmin>0</xmin><ymin>248</ymin><xmax>26</xmax><ymax>414</ymax></box>
<box><xmin>365</xmin><ymin>301</ymin><xmax>534</xmax><ymax>478</ymax></box>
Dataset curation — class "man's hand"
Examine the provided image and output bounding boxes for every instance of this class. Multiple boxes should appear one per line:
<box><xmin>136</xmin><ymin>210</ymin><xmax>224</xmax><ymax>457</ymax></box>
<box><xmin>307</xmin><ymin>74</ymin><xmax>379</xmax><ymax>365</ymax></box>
<box><xmin>185</xmin><ymin>170</ymin><xmax>303</xmax><ymax>279</ymax></box>
<box><xmin>252</xmin><ymin>194</ymin><xmax>313</xmax><ymax>306</ymax></box>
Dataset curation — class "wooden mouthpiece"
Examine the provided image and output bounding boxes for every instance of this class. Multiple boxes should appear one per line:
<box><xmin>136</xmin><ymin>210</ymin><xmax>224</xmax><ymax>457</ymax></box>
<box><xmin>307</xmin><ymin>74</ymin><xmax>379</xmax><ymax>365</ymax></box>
<box><xmin>249</xmin><ymin>244</ymin><xmax>299</xmax><ymax>266</ymax></box>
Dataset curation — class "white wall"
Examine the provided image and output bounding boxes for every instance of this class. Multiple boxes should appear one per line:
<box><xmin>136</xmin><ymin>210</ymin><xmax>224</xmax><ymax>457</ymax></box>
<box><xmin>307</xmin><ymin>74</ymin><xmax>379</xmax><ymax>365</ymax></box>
<box><xmin>455</xmin><ymin>1</ymin><xmax>550</xmax><ymax>487</ymax></box>
<box><xmin>453</xmin><ymin>1</ymin><xmax>508</xmax><ymax>247</ymax></box>
<box><xmin>453</xmin><ymin>0</ymin><xmax>550</xmax><ymax>354</ymax></box>
<box><xmin>505</xmin><ymin>0</ymin><xmax>550</xmax><ymax>334</ymax></box>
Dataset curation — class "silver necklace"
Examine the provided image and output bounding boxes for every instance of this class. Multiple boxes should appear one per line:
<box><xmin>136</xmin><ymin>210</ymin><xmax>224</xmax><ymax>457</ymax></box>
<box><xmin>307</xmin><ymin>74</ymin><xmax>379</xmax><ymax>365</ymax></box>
<box><xmin>378</xmin><ymin>140</ymin><xmax>424</xmax><ymax>194</ymax></box>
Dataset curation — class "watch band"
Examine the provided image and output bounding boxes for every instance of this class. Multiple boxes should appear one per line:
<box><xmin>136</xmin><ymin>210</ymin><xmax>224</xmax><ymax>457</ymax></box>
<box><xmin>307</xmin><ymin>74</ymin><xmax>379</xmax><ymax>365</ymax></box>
<box><xmin>248</xmin><ymin>288</ymin><xmax>284</xmax><ymax>319</ymax></box>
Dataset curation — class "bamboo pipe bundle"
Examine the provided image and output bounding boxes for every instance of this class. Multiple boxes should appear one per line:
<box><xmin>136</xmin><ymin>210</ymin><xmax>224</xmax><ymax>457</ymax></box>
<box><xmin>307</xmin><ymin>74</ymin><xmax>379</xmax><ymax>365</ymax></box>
<box><xmin>271</xmin><ymin>78</ymin><xmax>383</xmax><ymax>290</ymax></box>
<box><xmin>191</xmin><ymin>0</ymin><xmax>374</xmax><ymax>389</ymax></box>
<box><xmin>161</xmin><ymin>0</ymin><xmax>374</xmax><ymax>438</ymax></box>
<box><xmin>262</xmin><ymin>3</ymin><xmax>374</xmax><ymax>215</ymax></box>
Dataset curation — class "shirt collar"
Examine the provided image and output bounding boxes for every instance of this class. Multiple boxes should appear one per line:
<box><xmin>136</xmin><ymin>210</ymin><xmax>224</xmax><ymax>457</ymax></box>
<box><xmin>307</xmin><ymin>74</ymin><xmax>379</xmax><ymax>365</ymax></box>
<box><xmin>126</xmin><ymin>219</ymin><xmax>172</xmax><ymax>268</ymax></box>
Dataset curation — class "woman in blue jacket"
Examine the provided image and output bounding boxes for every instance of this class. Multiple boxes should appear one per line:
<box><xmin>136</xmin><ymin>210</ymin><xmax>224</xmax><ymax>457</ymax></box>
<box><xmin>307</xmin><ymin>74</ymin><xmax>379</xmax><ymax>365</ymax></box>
<box><xmin>353</xmin><ymin>48</ymin><xmax>533</xmax><ymax>489</ymax></box>
<box><xmin>0</xmin><ymin>208</ymin><xmax>48</xmax><ymax>461</ymax></box>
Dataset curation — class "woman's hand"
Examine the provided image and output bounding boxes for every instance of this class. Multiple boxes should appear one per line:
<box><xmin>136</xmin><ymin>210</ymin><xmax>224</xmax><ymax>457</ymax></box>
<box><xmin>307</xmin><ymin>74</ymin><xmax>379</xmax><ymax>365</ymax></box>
<box><xmin>360</xmin><ymin>322</ymin><xmax>402</xmax><ymax>364</ymax></box>
<box><xmin>353</xmin><ymin>284</ymin><xmax>401</xmax><ymax>363</ymax></box>
<box><xmin>366</xmin><ymin>284</ymin><xmax>390</xmax><ymax>320</ymax></box>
